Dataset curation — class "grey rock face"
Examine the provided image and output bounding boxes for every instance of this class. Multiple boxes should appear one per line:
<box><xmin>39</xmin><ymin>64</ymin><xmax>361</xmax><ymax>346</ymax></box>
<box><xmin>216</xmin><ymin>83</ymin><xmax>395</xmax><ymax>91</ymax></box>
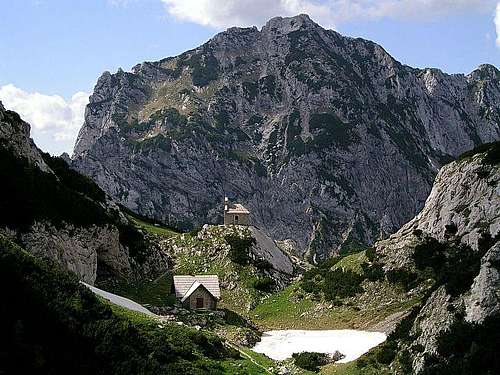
<box><xmin>250</xmin><ymin>226</ymin><xmax>293</xmax><ymax>275</ymax></box>
<box><xmin>464</xmin><ymin>242</ymin><xmax>500</xmax><ymax>324</ymax></box>
<box><xmin>377</xmin><ymin>151</ymin><xmax>500</xmax><ymax>265</ymax></box>
<box><xmin>21</xmin><ymin>222</ymin><xmax>131</xmax><ymax>284</ymax></box>
<box><xmin>165</xmin><ymin>224</ymin><xmax>293</xmax><ymax>287</ymax></box>
<box><xmin>374</xmin><ymin>148</ymin><xmax>500</xmax><ymax>373</ymax></box>
<box><xmin>72</xmin><ymin>15</ymin><xmax>500</xmax><ymax>260</ymax></box>
<box><xmin>0</xmin><ymin>101</ymin><xmax>51</xmax><ymax>173</ymax></box>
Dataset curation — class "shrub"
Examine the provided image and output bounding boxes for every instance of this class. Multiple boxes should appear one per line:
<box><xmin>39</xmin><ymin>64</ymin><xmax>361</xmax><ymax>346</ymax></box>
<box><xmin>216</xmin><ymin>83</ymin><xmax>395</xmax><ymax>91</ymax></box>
<box><xmin>429</xmin><ymin>314</ymin><xmax>500</xmax><ymax>375</ymax></box>
<box><xmin>252</xmin><ymin>257</ymin><xmax>273</xmax><ymax>270</ymax></box>
<box><xmin>250</xmin><ymin>277</ymin><xmax>275</xmax><ymax>292</ymax></box>
<box><xmin>179</xmin><ymin>50</ymin><xmax>219</xmax><ymax>87</ymax></box>
<box><xmin>376</xmin><ymin>342</ymin><xmax>397</xmax><ymax>364</ymax></box>
<box><xmin>323</xmin><ymin>269</ymin><xmax>364</xmax><ymax>300</ymax></box>
<box><xmin>0</xmin><ymin>145</ymin><xmax>150</xmax><ymax>265</ymax></box>
<box><xmin>386</xmin><ymin>269</ymin><xmax>421</xmax><ymax>291</ymax></box>
<box><xmin>292</xmin><ymin>352</ymin><xmax>330</xmax><ymax>372</ymax></box>
<box><xmin>0</xmin><ymin>147</ymin><xmax>111</xmax><ymax>230</ymax></box>
<box><xmin>42</xmin><ymin>153</ymin><xmax>106</xmax><ymax>203</ymax></box>
<box><xmin>300</xmin><ymin>254</ymin><xmax>364</xmax><ymax>300</ymax></box>
<box><xmin>361</xmin><ymin>261</ymin><xmax>385</xmax><ymax>281</ymax></box>
<box><xmin>413</xmin><ymin>237</ymin><xmax>485</xmax><ymax>296</ymax></box>
<box><xmin>444</xmin><ymin>222</ymin><xmax>458</xmax><ymax>236</ymax></box>
<box><xmin>365</xmin><ymin>247</ymin><xmax>377</xmax><ymax>262</ymax></box>
<box><xmin>225</xmin><ymin>235</ymin><xmax>256</xmax><ymax>266</ymax></box>
<box><xmin>458</xmin><ymin>141</ymin><xmax>500</xmax><ymax>166</ymax></box>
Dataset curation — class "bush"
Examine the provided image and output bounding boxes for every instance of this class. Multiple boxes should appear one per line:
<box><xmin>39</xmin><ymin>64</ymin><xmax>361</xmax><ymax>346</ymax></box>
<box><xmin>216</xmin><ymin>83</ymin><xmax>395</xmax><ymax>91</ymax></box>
<box><xmin>365</xmin><ymin>247</ymin><xmax>377</xmax><ymax>262</ymax></box>
<box><xmin>413</xmin><ymin>237</ymin><xmax>485</xmax><ymax>296</ymax></box>
<box><xmin>376</xmin><ymin>343</ymin><xmax>397</xmax><ymax>364</ymax></box>
<box><xmin>42</xmin><ymin>153</ymin><xmax>107</xmax><ymax>202</ymax></box>
<box><xmin>386</xmin><ymin>269</ymin><xmax>421</xmax><ymax>291</ymax></box>
<box><xmin>323</xmin><ymin>269</ymin><xmax>364</xmax><ymax>300</ymax></box>
<box><xmin>0</xmin><ymin>148</ymin><xmax>111</xmax><ymax>230</ymax></box>
<box><xmin>292</xmin><ymin>352</ymin><xmax>330</xmax><ymax>372</ymax></box>
<box><xmin>179</xmin><ymin>50</ymin><xmax>219</xmax><ymax>87</ymax></box>
<box><xmin>252</xmin><ymin>257</ymin><xmax>273</xmax><ymax>270</ymax></box>
<box><xmin>225</xmin><ymin>235</ymin><xmax>256</xmax><ymax>266</ymax></box>
<box><xmin>458</xmin><ymin>141</ymin><xmax>500</xmax><ymax>166</ymax></box>
<box><xmin>361</xmin><ymin>261</ymin><xmax>385</xmax><ymax>281</ymax></box>
<box><xmin>250</xmin><ymin>277</ymin><xmax>275</xmax><ymax>292</ymax></box>
<box><xmin>428</xmin><ymin>314</ymin><xmax>500</xmax><ymax>374</ymax></box>
<box><xmin>0</xmin><ymin>144</ymin><xmax>150</xmax><ymax>265</ymax></box>
<box><xmin>300</xmin><ymin>254</ymin><xmax>364</xmax><ymax>300</ymax></box>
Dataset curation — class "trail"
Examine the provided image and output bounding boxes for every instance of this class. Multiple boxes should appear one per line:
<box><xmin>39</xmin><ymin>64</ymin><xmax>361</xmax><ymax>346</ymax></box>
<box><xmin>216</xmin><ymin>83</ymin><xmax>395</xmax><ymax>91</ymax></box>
<box><xmin>81</xmin><ymin>282</ymin><xmax>156</xmax><ymax>316</ymax></box>
<box><xmin>227</xmin><ymin>343</ymin><xmax>273</xmax><ymax>375</ymax></box>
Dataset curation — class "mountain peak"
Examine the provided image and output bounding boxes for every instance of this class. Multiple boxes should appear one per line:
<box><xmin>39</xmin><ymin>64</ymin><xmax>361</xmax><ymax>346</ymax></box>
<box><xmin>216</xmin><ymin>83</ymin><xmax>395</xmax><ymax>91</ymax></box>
<box><xmin>468</xmin><ymin>64</ymin><xmax>500</xmax><ymax>81</ymax></box>
<box><xmin>262</xmin><ymin>14</ymin><xmax>319</xmax><ymax>34</ymax></box>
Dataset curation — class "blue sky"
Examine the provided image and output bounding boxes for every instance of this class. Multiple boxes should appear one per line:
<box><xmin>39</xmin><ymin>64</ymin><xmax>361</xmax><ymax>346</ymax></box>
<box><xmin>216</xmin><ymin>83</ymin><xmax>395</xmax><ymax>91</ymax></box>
<box><xmin>0</xmin><ymin>0</ymin><xmax>499</xmax><ymax>155</ymax></box>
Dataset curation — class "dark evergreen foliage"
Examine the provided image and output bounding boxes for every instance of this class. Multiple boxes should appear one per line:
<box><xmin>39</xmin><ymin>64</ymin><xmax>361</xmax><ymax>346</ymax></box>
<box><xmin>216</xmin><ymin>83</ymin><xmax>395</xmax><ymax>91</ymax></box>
<box><xmin>292</xmin><ymin>352</ymin><xmax>330</xmax><ymax>372</ymax></box>
<box><xmin>225</xmin><ymin>235</ymin><xmax>256</xmax><ymax>266</ymax></box>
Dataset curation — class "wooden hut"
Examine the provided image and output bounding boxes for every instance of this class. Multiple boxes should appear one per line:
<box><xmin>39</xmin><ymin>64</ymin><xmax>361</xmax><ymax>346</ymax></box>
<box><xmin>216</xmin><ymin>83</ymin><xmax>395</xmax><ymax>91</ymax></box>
<box><xmin>172</xmin><ymin>275</ymin><xmax>220</xmax><ymax>310</ymax></box>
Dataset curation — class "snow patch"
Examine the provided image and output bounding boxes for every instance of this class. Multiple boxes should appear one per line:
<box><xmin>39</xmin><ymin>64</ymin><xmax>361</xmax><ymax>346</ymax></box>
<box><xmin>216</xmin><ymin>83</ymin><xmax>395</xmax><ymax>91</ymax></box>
<box><xmin>252</xmin><ymin>329</ymin><xmax>386</xmax><ymax>363</ymax></box>
<box><xmin>82</xmin><ymin>282</ymin><xmax>156</xmax><ymax>317</ymax></box>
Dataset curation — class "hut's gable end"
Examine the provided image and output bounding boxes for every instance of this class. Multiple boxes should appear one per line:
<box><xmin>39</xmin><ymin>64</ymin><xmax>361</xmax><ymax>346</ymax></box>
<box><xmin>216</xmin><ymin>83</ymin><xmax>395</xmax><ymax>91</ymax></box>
<box><xmin>182</xmin><ymin>283</ymin><xmax>217</xmax><ymax>310</ymax></box>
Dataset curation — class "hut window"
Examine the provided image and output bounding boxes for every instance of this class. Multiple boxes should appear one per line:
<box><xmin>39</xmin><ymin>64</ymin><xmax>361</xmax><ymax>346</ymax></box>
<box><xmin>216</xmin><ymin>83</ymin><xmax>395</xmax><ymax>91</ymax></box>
<box><xmin>234</xmin><ymin>215</ymin><xmax>239</xmax><ymax>223</ymax></box>
<box><xmin>196</xmin><ymin>298</ymin><xmax>204</xmax><ymax>308</ymax></box>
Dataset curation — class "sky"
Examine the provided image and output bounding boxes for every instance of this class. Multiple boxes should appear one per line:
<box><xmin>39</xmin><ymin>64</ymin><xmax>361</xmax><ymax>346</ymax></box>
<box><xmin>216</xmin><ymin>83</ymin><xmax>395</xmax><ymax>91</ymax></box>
<box><xmin>0</xmin><ymin>0</ymin><xmax>499</xmax><ymax>155</ymax></box>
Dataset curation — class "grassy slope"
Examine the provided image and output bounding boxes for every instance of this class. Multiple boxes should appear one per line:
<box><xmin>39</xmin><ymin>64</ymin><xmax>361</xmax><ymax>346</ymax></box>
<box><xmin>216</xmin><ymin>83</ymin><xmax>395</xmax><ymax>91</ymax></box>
<box><xmin>160</xmin><ymin>226</ymin><xmax>273</xmax><ymax>315</ymax></box>
<box><xmin>251</xmin><ymin>250</ymin><xmax>419</xmax><ymax>331</ymax></box>
<box><xmin>127</xmin><ymin>214</ymin><xmax>179</xmax><ymax>238</ymax></box>
<box><xmin>98</xmin><ymin>273</ymin><xmax>176</xmax><ymax>308</ymax></box>
<box><xmin>119</xmin><ymin>221</ymin><xmax>279</xmax><ymax>317</ymax></box>
<box><xmin>0</xmin><ymin>234</ymin><xmax>266</xmax><ymax>375</ymax></box>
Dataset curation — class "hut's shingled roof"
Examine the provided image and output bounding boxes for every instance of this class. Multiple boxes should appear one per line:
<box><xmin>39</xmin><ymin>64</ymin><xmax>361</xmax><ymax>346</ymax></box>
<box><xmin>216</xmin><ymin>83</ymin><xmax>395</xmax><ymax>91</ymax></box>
<box><xmin>173</xmin><ymin>275</ymin><xmax>221</xmax><ymax>299</ymax></box>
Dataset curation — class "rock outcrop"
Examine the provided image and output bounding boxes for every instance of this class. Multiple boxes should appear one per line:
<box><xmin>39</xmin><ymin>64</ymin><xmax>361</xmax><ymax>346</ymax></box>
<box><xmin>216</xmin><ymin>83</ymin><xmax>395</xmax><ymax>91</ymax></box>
<box><xmin>0</xmin><ymin>101</ymin><xmax>50</xmax><ymax>173</ymax></box>
<box><xmin>72</xmin><ymin>14</ymin><xmax>500</xmax><ymax>261</ymax></box>
<box><xmin>374</xmin><ymin>143</ymin><xmax>500</xmax><ymax>373</ymax></box>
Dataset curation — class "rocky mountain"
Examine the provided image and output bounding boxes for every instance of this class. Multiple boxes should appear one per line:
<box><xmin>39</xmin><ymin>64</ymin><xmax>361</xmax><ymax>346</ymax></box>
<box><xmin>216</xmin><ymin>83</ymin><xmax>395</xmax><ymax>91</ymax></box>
<box><xmin>0</xmin><ymin>101</ymin><xmax>170</xmax><ymax>284</ymax></box>
<box><xmin>72</xmin><ymin>14</ymin><xmax>500</xmax><ymax>261</ymax></box>
<box><xmin>369</xmin><ymin>142</ymin><xmax>500</xmax><ymax>374</ymax></box>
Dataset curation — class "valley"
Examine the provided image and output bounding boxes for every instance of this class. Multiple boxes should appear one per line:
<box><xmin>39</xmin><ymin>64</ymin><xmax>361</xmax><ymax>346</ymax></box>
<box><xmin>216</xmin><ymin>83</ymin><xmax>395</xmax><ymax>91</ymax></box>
<box><xmin>0</xmin><ymin>12</ymin><xmax>499</xmax><ymax>375</ymax></box>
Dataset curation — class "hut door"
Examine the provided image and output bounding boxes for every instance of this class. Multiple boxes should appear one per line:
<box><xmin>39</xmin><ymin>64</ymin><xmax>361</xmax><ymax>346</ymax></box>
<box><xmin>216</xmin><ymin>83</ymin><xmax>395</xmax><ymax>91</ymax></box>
<box><xmin>196</xmin><ymin>297</ymin><xmax>204</xmax><ymax>308</ymax></box>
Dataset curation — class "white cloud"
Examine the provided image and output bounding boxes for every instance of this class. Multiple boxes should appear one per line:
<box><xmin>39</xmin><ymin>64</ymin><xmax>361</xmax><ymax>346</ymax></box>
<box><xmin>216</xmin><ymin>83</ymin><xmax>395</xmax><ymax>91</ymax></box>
<box><xmin>161</xmin><ymin>0</ymin><xmax>336</xmax><ymax>29</ymax></box>
<box><xmin>495</xmin><ymin>2</ymin><xmax>500</xmax><ymax>47</ymax></box>
<box><xmin>0</xmin><ymin>84</ymin><xmax>89</xmax><ymax>155</ymax></box>
<box><xmin>161</xmin><ymin>0</ymin><xmax>496</xmax><ymax>29</ymax></box>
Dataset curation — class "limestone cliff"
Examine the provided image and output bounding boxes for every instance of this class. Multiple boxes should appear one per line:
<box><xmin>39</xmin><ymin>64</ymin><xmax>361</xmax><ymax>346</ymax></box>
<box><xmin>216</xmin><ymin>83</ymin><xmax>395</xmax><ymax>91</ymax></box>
<box><xmin>373</xmin><ymin>143</ymin><xmax>500</xmax><ymax>374</ymax></box>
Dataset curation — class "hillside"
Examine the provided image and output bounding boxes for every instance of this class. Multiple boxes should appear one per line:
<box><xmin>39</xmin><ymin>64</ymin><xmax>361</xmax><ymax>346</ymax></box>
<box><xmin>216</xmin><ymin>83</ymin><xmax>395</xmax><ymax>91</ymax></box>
<box><xmin>72</xmin><ymin>14</ymin><xmax>500</xmax><ymax>261</ymax></box>
<box><xmin>335</xmin><ymin>142</ymin><xmax>500</xmax><ymax>374</ymax></box>
<box><xmin>0</xmin><ymin>101</ymin><xmax>169</xmax><ymax>284</ymax></box>
<box><xmin>0</xmin><ymin>234</ymin><xmax>266</xmax><ymax>375</ymax></box>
